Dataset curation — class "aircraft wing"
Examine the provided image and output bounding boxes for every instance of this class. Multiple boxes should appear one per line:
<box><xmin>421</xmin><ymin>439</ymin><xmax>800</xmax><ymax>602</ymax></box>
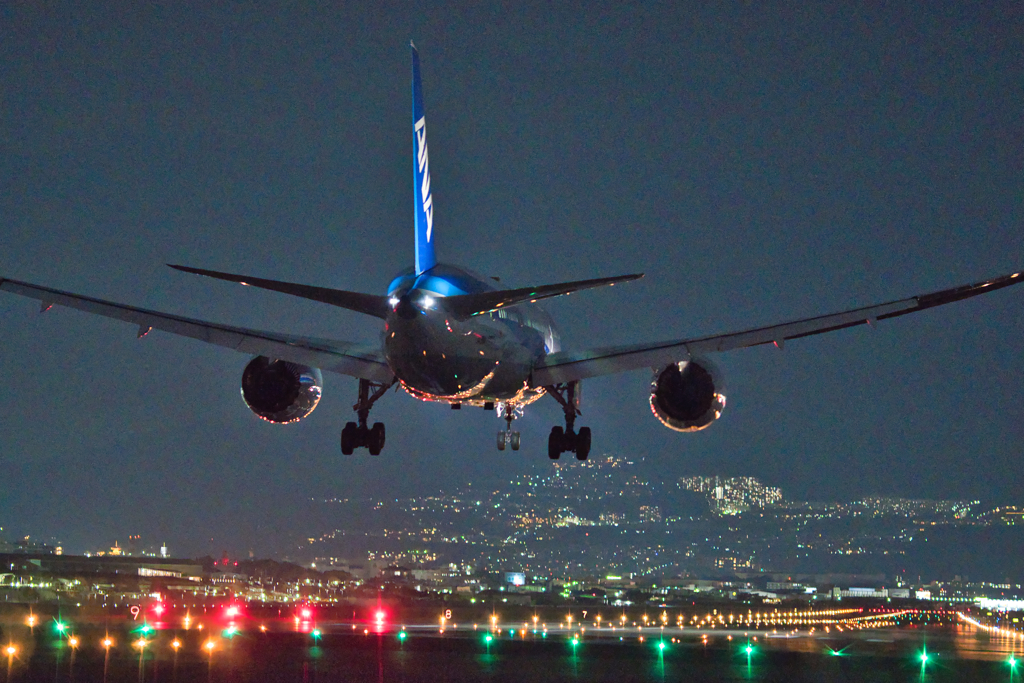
<box><xmin>0</xmin><ymin>277</ymin><xmax>393</xmax><ymax>382</ymax></box>
<box><xmin>532</xmin><ymin>271</ymin><xmax>1024</xmax><ymax>386</ymax></box>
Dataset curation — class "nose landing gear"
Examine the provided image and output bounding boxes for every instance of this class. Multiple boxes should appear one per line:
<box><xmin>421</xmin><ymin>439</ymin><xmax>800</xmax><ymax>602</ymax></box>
<box><xmin>496</xmin><ymin>402</ymin><xmax>522</xmax><ymax>451</ymax></box>
<box><xmin>341</xmin><ymin>377</ymin><xmax>396</xmax><ymax>455</ymax></box>
<box><xmin>545</xmin><ymin>382</ymin><xmax>591</xmax><ymax>460</ymax></box>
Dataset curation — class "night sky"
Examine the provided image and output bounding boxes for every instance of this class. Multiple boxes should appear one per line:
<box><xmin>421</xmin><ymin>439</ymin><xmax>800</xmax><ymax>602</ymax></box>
<box><xmin>2</xmin><ymin>4</ymin><xmax>1022</xmax><ymax>558</ymax></box>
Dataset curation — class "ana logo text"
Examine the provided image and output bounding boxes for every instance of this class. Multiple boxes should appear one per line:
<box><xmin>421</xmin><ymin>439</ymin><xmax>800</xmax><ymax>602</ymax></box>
<box><xmin>414</xmin><ymin>116</ymin><xmax>433</xmax><ymax>241</ymax></box>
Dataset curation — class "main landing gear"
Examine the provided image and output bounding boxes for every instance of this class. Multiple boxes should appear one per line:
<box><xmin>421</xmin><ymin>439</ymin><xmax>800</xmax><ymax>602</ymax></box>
<box><xmin>496</xmin><ymin>402</ymin><xmax>522</xmax><ymax>451</ymax></box>
<box><xmin>341</xmin><ymin>377</ymin><xmax>396</xmax><ymax>456</ymax></box>
<box><xmin>545</xmin><ymin>382</ymin><xmax>591</xmax><ymax>461</ymax></box>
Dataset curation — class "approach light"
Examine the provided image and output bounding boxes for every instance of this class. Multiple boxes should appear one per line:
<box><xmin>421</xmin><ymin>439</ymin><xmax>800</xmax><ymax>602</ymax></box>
<box><xmin>5</xmin><ymin>645</ymin><xmax>16</xmax><ymax>657</ymax></box>
<box><xmin>26</xmin><ymin>615</ymin><xmax>37</xmax><ymax>628</ymax></box>
<box><xmin>171</xmin><ymin>639</ymin><xmax>181</xmax><ymax>650</ymax></box>
<box><xmin>204</xmin><ymin>640</ymin><xmax>216</xmax><ymax>653</ymax></box>
<box><xmin>135</xmin><ymin>638</ymin><xmax>148</xmax><ymax>650</ymax></box>
<box><xmin>102</xmin><ymin>638</ymin><xmax>114</xmax><ymax>649</ymax></box>
<box><xmin>68</xmin><ymin>637</ymin><xmax>79</xmax><ymax>648</ymax></box>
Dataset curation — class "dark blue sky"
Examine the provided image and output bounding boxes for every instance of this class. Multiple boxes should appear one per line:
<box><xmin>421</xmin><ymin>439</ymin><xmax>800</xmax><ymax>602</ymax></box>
<box><xmin>1</xmin><ymin>4</ymin><xmax>1021</xmax><ymax>557</ymax></box>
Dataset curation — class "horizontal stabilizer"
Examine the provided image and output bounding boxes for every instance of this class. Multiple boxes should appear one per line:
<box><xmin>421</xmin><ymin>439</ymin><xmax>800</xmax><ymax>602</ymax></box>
<box><xmin>168</xmin><ymin>265</ymin><xmax>391</xmax><ymax>319</ymax></box>
<box><xmin>444</xmin><ymin>273</ymin><xmax>644</xmax><ymax>318</ymax></box>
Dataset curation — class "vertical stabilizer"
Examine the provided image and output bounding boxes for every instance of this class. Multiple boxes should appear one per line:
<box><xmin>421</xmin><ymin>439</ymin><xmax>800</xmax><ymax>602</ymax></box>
<box><xmin>411</xmin><ymin>43</ymin><xmax>437</xmax><ymax>275</ymax></box>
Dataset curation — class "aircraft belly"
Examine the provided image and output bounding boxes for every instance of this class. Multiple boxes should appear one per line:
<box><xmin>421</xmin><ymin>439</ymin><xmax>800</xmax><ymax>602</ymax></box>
<box><xmin>383</xmin><ymin>309</ymin><xmax>542</xmax><ymax>405</ymax></box>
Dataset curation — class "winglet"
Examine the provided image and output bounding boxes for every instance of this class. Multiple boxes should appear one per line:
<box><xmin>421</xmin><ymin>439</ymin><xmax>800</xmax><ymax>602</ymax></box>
<box><xmin>411</xmin><ymin>43</ymin><xmax>437</xmax><ymax>275</ymax></box>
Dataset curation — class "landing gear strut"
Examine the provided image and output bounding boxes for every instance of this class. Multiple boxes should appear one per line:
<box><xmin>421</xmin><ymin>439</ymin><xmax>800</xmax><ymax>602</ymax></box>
<box><xmin>545</xmin><ymin>382</ymin><xmax>591</xmax><ymax>460</ymax></box>
<box><xmin>496</xmin><ymin>402</ymin><xmax>522</xmax><ymax>451</ymax></box>
<box><xmin>341</xmin><ymin>377</ymin><xmax>396</xmax><ymax>456</ymax></box>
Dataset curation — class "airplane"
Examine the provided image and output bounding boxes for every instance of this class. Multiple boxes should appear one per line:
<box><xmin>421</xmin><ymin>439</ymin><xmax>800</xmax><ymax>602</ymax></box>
<box><xmin>2</xmin><ymin>44</ymin><xmax>1022</xmax><ymax>461</ymax></box>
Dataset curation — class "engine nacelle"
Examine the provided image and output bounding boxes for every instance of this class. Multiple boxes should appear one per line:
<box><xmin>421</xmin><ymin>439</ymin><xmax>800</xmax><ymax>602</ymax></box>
<box><xmin>649</xmin><ymin>357</ymin><xmax>726</xmax><ymax>432</ymax></box>
<box><xmin>240</xmin><ymin>356</ymin><xmax>323</xmax><ymax>424</ymax></box>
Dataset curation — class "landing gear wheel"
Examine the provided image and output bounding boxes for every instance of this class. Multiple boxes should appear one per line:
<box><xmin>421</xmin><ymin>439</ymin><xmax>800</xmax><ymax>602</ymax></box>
<box><xmin>575</xmin><ymin>427</ymin><xmax>591</xmax><ymax>461</ymax></box>
<box><xmin>341</xmin><ymin>422</ymin><xmax>356</xmax><ymax>455</ymax></box>
<box><xmin>368</xmin><ymin>422</ymin><xmax>385</xmax><ymax>456</ymax></box>
<box><xmin>343</xmin><ymin>377</ymin><xmax>396</xmax><ymax>455</ymax></box>
<box><xmin>548</xmin><ymin>426</ymin><xmax>563</xmax><ymax>460</ymax></box>
<box><xmin>497</xmin><ymin>432</ymin><xmax>506</xmax><ymax>451</ymax></box>
<box><xmin>510</xmin><ymin>431</ymin><xmax>520</xmax><ymax>451</ymax></box>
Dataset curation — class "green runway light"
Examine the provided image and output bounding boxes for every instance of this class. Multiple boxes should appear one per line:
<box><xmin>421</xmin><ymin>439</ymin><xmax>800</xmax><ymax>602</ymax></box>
<box><xmin>484</xmin><ymin>634</ymin><xmax>493</xmax><ymax>643</ymax></box>
<box><xmin>398</xmin><ymin>631</ymin><xmax>408</xmax><ymax>641</ymax></box>
<box><xmin>658</xmin><ymin>641</ymin><xmax>666</xmax><ymax>651</ymax></box>
<box><xmin>223</xmin><ymin>625</ymin><xmax>238</xmax><ymax>638</ymax></box>
<box><xmin>745</xmin><ymin>645</ymin><xmax>754</xmax><ymax>655</ymax></box>
<box><xmin>311</xmin><ymin>629</ymin><xmax>322</xmax><ymax>640</ymax></box>
<box><xmin>1009</xmin><ymin>656</ymin><xmax>1018</xmax><ymax>668</ymax></box>
<box><xmin>55</xmin><ymin>621</ymin><xmax>66</xmax><ymax>633</ymax></box>
<box><xmin>138</xmin><ymin>623</ymin><xmax>153</xmax><ymax>635</ymax></box>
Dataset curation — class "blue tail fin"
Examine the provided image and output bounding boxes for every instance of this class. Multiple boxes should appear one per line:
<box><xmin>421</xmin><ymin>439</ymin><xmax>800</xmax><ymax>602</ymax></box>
<box><xmin>411</xmin><ymin>42</ymin><xmax>437</xmax><ymax>275</ymax></box>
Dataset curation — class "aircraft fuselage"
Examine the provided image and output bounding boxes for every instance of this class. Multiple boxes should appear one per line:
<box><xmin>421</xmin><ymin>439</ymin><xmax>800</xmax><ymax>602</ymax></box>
<box><xmin>383</xmin><ymin>263</ymin><xmax>560</xmax><ymax>406</ymax></box>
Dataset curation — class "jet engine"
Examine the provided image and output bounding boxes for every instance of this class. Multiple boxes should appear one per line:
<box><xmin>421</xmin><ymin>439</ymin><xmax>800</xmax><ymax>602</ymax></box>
<box><xmin>240</xmin><ymin>356</ymin><xmax>323</xmax><ymax>424</ymax></box>
<box><xmin>649</xmin><ymin>357</ymin><xmax>726</xmax><ymax>432</ymax></box>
